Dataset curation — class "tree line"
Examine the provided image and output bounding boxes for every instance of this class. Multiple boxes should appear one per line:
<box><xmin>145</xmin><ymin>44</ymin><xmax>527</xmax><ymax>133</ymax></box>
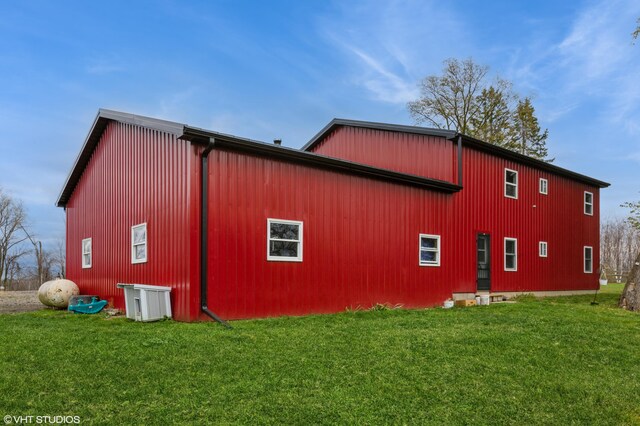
<box><xmin>0</xmin><ymin>187</ymin><xmax>64</xmax><ymax>291</ymax></box>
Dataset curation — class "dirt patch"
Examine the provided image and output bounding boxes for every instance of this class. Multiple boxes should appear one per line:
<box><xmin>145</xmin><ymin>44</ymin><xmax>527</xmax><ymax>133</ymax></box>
<box><xmin>0</xmin><ymin>290</ymin><xmax>48</xmax><ymax>314</ymax></box>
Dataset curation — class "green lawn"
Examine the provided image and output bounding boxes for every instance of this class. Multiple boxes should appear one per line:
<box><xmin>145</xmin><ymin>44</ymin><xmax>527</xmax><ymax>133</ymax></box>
<box><xmin>1</xmin><ymin>284</ymin><xmax>639</xmax><ymax>425</ymax></box>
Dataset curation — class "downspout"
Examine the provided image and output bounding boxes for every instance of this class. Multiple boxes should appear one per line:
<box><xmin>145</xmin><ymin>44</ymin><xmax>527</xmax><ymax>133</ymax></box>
<box><xmin>457</xmin><ymin>135</ymin><xmax>463</xmax><ymax>186</ymax></box>
<box><xmin>200</xmin><ymin>137</ymin><xmax>232</xmax><ymax>328</ymax></box>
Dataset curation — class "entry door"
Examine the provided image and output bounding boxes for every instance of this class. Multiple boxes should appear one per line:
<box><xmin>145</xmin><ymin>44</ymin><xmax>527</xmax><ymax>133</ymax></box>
<box><xmin>477</xmin><ymin>233</ymin><xmax>491</xmax><ymax>291</ymax></box>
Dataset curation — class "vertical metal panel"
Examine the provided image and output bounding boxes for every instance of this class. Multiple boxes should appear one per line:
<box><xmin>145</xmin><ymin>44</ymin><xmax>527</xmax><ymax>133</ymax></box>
<box><xmin>312</xmin><ymin>126</ymin><xmax>456</xmax><ymax>182</ymax></box>
<box><xmin>207</xmin><ymin>131</ymin><xmax>600</xmax><ymax>320</ymax></box>
<box><xmin>65</xmin><ymin>122</ymin><xmax>199</xmax><ymax>321</ymax></box>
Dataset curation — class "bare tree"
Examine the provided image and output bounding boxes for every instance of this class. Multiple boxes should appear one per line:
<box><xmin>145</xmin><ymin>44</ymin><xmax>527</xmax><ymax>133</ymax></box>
<box><xmin>52</xmin><ymin>238</ymin><xmax>66</xmax><ymax>278</ymax></box>
<box><xmin>619</xmin><ymin>199</ymin><xmax>640</xmax><ymax>310</ymax></box>
<box><xmin>19</xmin><ymin>225</ymin><xmax>50</xmax><ymax>286</ymax></box>
<box><xmin>408</xmin><ymin>58</ymin><xmax>489</xmax><ymax>133</ymax></box>
<box><xmin>0</xmin><ymin>188</ymin><xmax>28</xmax><ymax>289</ymax></box>
<box><xmin>601</xmin><ymin>218</ymin><xmax>640</xmax><ymax>281</ymax></box>
<box><xmin>5</xmin><ymin>248</ymin><xmax>29</xmax><ymax>288</ymax></box>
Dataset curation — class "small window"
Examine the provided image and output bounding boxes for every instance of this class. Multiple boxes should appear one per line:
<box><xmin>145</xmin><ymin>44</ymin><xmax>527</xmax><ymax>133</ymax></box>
<box><xmin>584</xmin><ymin>192</ymin><xmax>593</xmax><ymax>215</ymax></box>
<box><xmin>419</xmin><ymin>234</ymin><xmax>441</xmax><ymax>266</ymax></box>
<box><xmin>131</xmin><ymin>223</ymin><xmax>148</xmax><ymax>264</ymax></box>
<box><xmin>539</xmin><ymin>241</ymin><xmax>548</xmax><ymax>257</ymax></box>
<box><xmin>539</xmin><ymin>178</ymin><xmax>548</xmax><ymax>195</ymax></box>
<box><xmin>584</xmin><ymin>246</ymin><xmax>593</xmax><ymax>273</ymax></box>
<box><xmin>505</xmin><ymin>168</ymin><xmax>518</xmax><ymax>199</ymax></box>
<box><xmin>504</xmin><ymin>237</ymin><xmax>517</xmax><ymax>271</ymax></box>
<box><xmin>82</xmin><ymin>238</ymin><xmax>92</xmax><ymax>269</ymax></box>
<box><xmin>267</xmin><ymin>219</ymin><xmax>303</xmax><ymax>262</ymax></box>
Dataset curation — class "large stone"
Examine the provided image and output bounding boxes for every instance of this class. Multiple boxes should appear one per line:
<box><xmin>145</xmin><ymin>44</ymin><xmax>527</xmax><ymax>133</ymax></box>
<box><xmin>38</xmin><ymin>279</ymin><xmax>80</xmax><ymax>308</ymax></box>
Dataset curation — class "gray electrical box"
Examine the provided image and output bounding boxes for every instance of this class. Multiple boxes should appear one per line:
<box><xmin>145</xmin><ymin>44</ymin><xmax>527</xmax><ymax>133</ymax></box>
<box><xmin>117</xmin><ymin>283</ymin><xmax>172</xmax><ymax>322</ymax></box>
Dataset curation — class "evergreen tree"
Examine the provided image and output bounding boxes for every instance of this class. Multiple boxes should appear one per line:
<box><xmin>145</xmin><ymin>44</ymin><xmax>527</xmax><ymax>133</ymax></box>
<box><xmin>470</xmin><ymin>81</ymin><xmax>514</xmax><ymax>147</ymax></box>
<box><xmin>509</xmin><ymin>98</ymin><xmax>552</xmax><ymax>162</ymax></box>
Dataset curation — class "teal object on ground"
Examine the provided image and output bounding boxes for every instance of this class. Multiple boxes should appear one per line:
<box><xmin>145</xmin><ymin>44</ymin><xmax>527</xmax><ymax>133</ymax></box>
<box><xmin>68</xmin><ymin>296</ymin><xmax>107</xmax><ymax>314</ymax></box>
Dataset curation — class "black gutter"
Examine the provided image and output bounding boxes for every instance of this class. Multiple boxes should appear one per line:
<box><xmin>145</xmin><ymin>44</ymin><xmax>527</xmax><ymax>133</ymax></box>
<box><xmin>457</xmin><ymin>135</ymin><xmax>463</xmax><ymax>187</ymax></box>
<box><xmin>200</xmin><ymin>138</ymin><xmax>232</xmax><ymax>328</ymax></box>
<box><xmin>183</xmin><ymin>127</ymin><xmax>462</xmax><ymax>193</ymax></box>
<box><xmin>453</xmin><ymin>134</ymin><xmax>610</xmax><ymax>188</ymax></box>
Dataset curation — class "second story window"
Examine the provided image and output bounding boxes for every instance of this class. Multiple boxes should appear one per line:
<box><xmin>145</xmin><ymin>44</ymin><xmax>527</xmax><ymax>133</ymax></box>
<box><xmin>505</xmin><ymin>168</ymin><xmax>518</xmax><ymax>199</ymax></box>
<box><xmin>539</xmin><ymin>178</ymin><xmax>548</xmax><ymax>195</ymax></box>
<box><xmin>539</xmin><ymin>241</ymin><xmax>548</xmax><ymax>257</ymax></box>
<box><xmin>584</xmin><ymin>192</ymin><xmax>593</xmax><ymax>215</ymax></box>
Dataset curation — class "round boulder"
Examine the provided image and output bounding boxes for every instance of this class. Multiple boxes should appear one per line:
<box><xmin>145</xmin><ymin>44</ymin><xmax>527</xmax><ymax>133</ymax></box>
<box><xmin>38</xmin><ymin>279</ymin><xmax>80</xmax><ymax>308</ymax></box>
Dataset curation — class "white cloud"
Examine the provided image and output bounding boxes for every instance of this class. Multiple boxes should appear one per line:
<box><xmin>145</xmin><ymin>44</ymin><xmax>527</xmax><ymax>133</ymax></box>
<box><xmin>86</xmin><ymin>55</ymin><xmax>126</xmax><ymax>75</ymax></box>
<box><xmin>319</xmin><ymin>0</ymin><xmax>467</xmax><ymax>105</ymax></box>
<box><xmin>557</xmin><ymin>0</ymin><xmax>640</xmax><ymax>128</ymax></box>
<box><xmin>157</xmin><ymin>87</ymin><xmax>200</xmax><ymax>119</ymax></box>
<box><xmin>338</xmin><ymin>44</ymin><xmax>417</xmax><ymax>103</ymax></box>
<box><xmin>510</xmin><ymin>0</ymin><xmax>640</xmax><ymax>134</ymax></box>
<box><xmin>627</xmin><ymin>151</ymin><xmax>640</xmax><ymax>164</ymax></box>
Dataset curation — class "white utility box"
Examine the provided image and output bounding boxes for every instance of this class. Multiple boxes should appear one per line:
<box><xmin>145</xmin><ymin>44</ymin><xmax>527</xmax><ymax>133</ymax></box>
<box><xmin>117</xmin><ymin>283</ymin><xmax>172</xmax><ymax>322</ymax></box>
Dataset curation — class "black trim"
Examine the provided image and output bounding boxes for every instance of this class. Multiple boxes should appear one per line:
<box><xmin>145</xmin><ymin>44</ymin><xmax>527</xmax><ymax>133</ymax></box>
<box><xmin>456</xmin><ymin>134</ymin><xmax>609</xmax><ymax>188</ymax></box>
<box><xmin>183</xmin><ymin>126</ymin><xmax>461</xmax><ymax>193</ymax></box>
<box><xmin>302</xmin><ymin>118</ymin><xmax>455</xmax><ymax>151</ymax></box>
<box><xmin>200</xmin><ymin>138</ymin><xmax>231</xmax><ymax>328</ymax></box>
<box><xmin>301</xmin><ymin>118</ymin><xmax>610</xmax><ymax>189</ymax></box>
<box><xmin>457</xmin><ymin>135</ymin><xmax>463</xmax><ymax>186</ymax></box>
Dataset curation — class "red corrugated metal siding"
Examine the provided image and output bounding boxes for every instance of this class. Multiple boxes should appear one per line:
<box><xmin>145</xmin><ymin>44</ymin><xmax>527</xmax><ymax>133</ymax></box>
<box><xmin>312</xmin><ymin>126</ymin><xmax>456</xmax><ymax>183</ymax></box>
<box><xmin>65</xmin><ymin>122</ymin><xmax>200</xmax><ymax>321</ymax></box>
<box><xmin>206</xmin><ymin>134</ymin><xmax>599</xmax><ymax>320</ymax></box>
<box><xmin>456</xmin><ymin>146</ymin><xmax>599</xmax><ymax>294</ymax></box>
<box><xmin>207</xmin><ymin>149</ymin><xmax>456</xmax><ymax>319</ymax></box>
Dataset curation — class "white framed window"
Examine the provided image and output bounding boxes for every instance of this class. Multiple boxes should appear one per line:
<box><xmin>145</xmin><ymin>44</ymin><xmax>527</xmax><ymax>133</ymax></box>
<box><xmin>419</xmin><ymin>234</ymin><xmax>441</xmax><ymax>267</ymax></box>
<box><xmin>267</xmin><ymin>218</ymin><xmax>303</xmax><ymax>262</ymax></box>
<box><xmin>82</xmin><ymin>238</ymin><xmax>92</xmax><ymax>269</ymax></box>
<box><xmin>584</xmin><ymin>246</ymin><xmax>593</xmax><ymax>273</ymax></box>
<box><xmin>504</xmin><ymin>168</ymin><xmax>518</xmax><ymax>199</ymax></box>
<box><xmin>539</xmin><ymin>241</ymin><xmax>548</xmax><ymax>257</ymax></box>
<box><xmin>504</xmin><ymin>237</ymin><xmax>517</xmax><ymax>271</ymax></box>
<box><xmin>131</xmin><ymin>223</ymin><xmax>147</xmax><ymax>264</ymax></box>
<box><xmin>539</xmin><ymin>178</ymin><xmax>548</xmax><ymax>195</ymax></box>
<box><xmin>584</xmin><ymin>191</ymin><xmax>593</xmax><ymax>215</ymax></box>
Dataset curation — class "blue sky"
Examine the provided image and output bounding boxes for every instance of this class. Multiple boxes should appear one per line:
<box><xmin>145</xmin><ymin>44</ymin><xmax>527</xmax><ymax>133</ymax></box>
<box><xmin>0</xmin><ymin>0</ymin><xmax>639</xmax><ymax>250</ymax></box>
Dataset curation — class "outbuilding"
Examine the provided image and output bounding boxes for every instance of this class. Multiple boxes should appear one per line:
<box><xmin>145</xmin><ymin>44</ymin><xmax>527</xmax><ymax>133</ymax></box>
<box><xmin>56</xmin><ymin>109</ymin><xmax>609</xmax><ymax>321</ymax></box>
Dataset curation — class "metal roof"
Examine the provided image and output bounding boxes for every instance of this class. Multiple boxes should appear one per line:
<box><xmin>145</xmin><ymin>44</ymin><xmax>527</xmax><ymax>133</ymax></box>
<box><xmin>302</xmin><ymin>118</ymin><xmax>457</xmax><ymax>151</ymax></box>
<box><xmin>301</xmin><ymin>118</ymin><xmax>610</xmax><ymax>189</ymax></box>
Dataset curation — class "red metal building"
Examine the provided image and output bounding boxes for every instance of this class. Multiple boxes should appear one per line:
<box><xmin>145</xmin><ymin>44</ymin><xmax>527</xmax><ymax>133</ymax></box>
<box><xmin>57</xmin><ymin>110</ymin><xmax>609</xmax><ymax>321</ymax></box>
